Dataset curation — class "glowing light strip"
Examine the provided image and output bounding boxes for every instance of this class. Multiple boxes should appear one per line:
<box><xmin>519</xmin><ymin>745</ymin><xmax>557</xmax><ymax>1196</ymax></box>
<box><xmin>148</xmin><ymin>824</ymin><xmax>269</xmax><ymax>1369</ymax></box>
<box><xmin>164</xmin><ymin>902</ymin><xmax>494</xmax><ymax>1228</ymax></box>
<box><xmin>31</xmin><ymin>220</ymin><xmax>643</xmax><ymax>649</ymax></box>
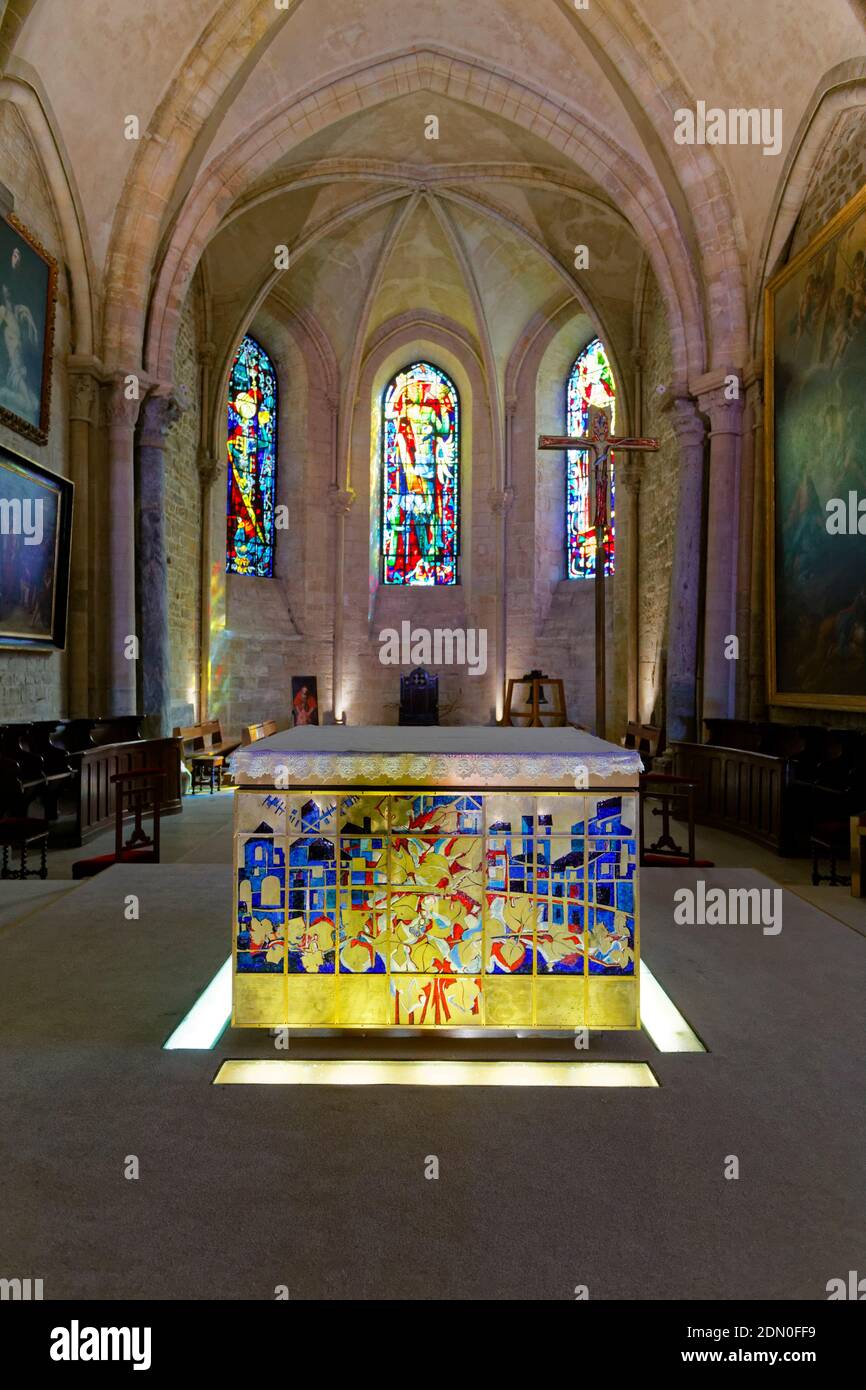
<box><xmin>639</xmin><ymin>961</ymin><xmax>706</xmax><ymax>1052</ymax></box>
<box><xmin>213</xmin><ymin>1059</ymin><xmax>658</xmax><ymax>1087</ymax></box>
<box><xmin>164</xmin><ymin>957</ymin><xmax>232</xmax><ymax>1050</ymax></box>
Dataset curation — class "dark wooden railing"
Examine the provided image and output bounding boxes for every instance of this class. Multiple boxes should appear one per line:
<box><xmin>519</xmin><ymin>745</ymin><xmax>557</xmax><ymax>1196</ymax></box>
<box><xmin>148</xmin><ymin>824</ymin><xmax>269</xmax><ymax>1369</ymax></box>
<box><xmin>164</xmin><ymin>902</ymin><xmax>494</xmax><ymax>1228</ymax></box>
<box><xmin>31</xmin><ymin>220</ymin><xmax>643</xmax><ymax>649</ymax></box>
<box><xmin>671</xmin><ymin>741</ymin><xmax>787</xmax><ymax>852</ymax></box>
<box><xmin>59</xmin><ymin>738</ymin><xmax>181</xmax><ymax>847</ymax></box>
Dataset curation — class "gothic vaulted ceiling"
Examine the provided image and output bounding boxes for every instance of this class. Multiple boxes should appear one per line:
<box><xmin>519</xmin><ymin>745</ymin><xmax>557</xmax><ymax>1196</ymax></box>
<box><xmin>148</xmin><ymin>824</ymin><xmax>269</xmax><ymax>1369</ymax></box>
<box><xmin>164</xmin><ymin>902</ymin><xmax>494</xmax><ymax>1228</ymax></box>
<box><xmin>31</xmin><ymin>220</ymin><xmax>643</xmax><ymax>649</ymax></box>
<box><xmin>2</xmin><ymin>0</ymin><xmax>865</xmax><ymax>391</ymax></box>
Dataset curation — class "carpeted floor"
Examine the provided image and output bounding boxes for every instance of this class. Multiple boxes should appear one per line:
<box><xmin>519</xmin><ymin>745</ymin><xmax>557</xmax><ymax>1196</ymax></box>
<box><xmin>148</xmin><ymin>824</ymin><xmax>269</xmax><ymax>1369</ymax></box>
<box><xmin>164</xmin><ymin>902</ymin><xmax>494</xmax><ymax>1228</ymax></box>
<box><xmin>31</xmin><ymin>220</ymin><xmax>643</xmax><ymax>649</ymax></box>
<box><xmin>0</xmin><ymin>796</ymin><xmax>864</xmax><ymax>1300</ymax></box>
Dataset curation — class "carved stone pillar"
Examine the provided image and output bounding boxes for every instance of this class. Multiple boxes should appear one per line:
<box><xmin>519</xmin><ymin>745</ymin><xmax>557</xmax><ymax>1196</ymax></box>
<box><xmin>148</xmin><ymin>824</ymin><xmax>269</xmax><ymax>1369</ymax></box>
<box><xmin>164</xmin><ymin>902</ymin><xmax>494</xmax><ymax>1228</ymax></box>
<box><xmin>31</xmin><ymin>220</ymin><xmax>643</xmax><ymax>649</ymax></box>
<box><xmin>137</xmin><ymin>390</ymin><xmax>183</xmax><ymax>736</ymax></box>
<box><xmin>105</xmin><ymin>375</ymin><xmax>142</xmax><ymax>716</ymax></box>
<box><xmin>489</xmin><ymin>482</ymin><xmax>515</xmax><ymax>722</ymax></box>
<box><xmin>697</xmin><ymin>383</ymin><xmax>745</xmax><ymax>724</ymax></box>
<box><xmin>664</xmin><ymin>397</ymin><xmax>707</xmax><ymax>743</ymax></box>
<box><xmin>67</xmin><ymin>362</ymin><xmax>99</xmax><ymax>716</ymax></box>
<box><xmin>329</xmin><ymin>484</ymin><xmax>355</xmax><ymax>721</ymax></box>
<box><xmin>735</xmin><ymin>368</ymin><xmax>763</xmax><ymax>719</ymax></box>
<box><xmin>616</xmin><ymin>456</ymin><xmax>643</xmax><ymax>725</ymax></box>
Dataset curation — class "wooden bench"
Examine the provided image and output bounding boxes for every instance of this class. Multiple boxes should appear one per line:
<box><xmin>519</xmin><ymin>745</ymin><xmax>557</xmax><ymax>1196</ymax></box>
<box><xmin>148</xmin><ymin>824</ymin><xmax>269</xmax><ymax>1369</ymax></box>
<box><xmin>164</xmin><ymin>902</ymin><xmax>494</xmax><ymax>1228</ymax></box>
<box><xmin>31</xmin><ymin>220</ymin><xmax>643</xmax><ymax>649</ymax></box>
<box><xmin>174</xmin><ymin>721</ymin><xmax>241</xmax><ymax>795</ymax></box>
<box><xmin>241</xmin><ymin>720</ymin><xmax>278</xmax><ymax>745</ymax></box>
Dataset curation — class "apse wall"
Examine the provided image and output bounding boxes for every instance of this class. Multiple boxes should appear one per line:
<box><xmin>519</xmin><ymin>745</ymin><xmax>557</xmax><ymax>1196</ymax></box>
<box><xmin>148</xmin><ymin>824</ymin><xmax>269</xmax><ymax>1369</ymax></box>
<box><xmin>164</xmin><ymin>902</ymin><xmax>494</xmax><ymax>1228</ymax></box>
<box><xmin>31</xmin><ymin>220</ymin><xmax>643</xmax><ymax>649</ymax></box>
<box><xmin>0</xmin><ymin>100</ymin><xmax>71</xmax><ymax>722</ymax></box>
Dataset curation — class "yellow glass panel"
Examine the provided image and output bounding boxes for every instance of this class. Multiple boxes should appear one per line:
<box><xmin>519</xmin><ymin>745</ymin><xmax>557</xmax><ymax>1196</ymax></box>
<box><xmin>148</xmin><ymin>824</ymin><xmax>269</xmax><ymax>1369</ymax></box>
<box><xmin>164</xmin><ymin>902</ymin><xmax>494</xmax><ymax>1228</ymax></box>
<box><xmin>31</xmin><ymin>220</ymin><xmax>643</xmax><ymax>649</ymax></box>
<box><xmin>587</xmin><ymin>977</ymin><xmax>638</xmax><ymax>1028</ymax></box>
<box><xmin>485</xmin><ymin>975</ymin><xmax>532</xmax><ymax>1027</ymax></box>
<box><xmin>534</xmin><ymin>976</ymin><xmax>585</xmax><ymax>1028</ymax></box>
<box><xmin>287</xmin><ymin>975</ymin><xmax>336</xmax><ymax>1027</ymax></box>
<box><xmin>337</xmin><ymin>974</ymin><xmax>389</xmax><ymax>1027</ymax></box>
<box><xmin>234</xmin><ymin>974</ymin><xmax>286</xmax><ymax>1028</ymax></box>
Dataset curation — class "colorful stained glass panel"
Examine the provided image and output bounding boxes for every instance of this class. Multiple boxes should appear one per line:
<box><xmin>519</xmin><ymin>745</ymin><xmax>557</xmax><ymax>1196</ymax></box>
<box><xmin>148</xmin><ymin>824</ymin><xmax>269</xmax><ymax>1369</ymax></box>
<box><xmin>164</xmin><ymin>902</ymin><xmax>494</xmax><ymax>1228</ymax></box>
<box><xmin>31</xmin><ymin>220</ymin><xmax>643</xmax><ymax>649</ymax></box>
<box><xmin>382</xmin><ymin>361</ymin><xmax>459</xmax><ymax>585</ymax></box>
<box><xmin>226</xmin><ymin>334</ymin><xmax>277</xmax><ymax>577</ymax></box>
<box><xmin>566</xmin><ymin>337</ymin><xmax>616</xmax><ymax>579</ymax></box>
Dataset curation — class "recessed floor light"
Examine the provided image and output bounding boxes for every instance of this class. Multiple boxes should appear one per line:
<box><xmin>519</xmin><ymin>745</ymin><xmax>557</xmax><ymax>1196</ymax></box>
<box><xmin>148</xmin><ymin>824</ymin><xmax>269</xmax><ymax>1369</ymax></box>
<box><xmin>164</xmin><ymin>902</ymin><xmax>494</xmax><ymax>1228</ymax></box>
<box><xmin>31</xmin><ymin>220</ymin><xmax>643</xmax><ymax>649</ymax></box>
<box><xmin>213</xmin><ymin>1059</ymin><xmax>659</xmax><ymax>1087</ymax></box>
<box><xmin>164</xmin><ymin>958</ymin><xmax>232</xmax><ymax>1050</ymax></box>
<box><xmin>639</xmin><ymin>961</ymin><xmax>706</xmax><ymax>1052</ymax></box>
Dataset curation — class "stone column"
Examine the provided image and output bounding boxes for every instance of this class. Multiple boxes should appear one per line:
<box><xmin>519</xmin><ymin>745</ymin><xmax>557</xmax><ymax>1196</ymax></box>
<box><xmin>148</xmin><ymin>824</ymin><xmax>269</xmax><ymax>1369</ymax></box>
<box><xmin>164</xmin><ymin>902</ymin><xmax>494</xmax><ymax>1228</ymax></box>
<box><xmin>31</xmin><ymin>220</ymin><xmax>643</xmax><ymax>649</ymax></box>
<box><xmin>616</xmin><ymin>456</ymin><xmax>643</xmax><ymax>726</ymax></box>
<box><xmin>105</xmin><ymin>375</ymin><xmax>142</xmax><ymax>716</ymax></box>
<box><xmin>697</xmin><ymin>382</ymin><xmax>745</xmax><ymax>725</ymax></box>
<box><xmin>197</xmin><ymin>447</ymin><xmax>220</xmax><ymax>724</ymax></box>
<box><xmin>329</xmin><ymin>485</ymin><xmax>355</xmax><ymax>722</ymax></box>
<box><xmin>137</xmin><ymin>390</ymin><xmax>182</xmax><ymax>736</ymax></box>
<box><xmin>67</xmin><ymin>362</ymin><xmax>99</xmax><ymax>717</ymax></box>
<box><xmin>664</xmin><ymin>396</ymin><xmax>707</xmax><ymax>743</ymax></box>
<box><xmin>735</xmin><ymin>368</ymin><xmax>763</xmax><ymax>719</ymax></box>
<box><xmin>747</xmin><ymin>374</ymin><xmax>766</xmax><ymax>720</ymax></box>
<box><xmin>489</xmin><ymin>481</ymin><xmax>515</xmax><ymax>722</ymax></box>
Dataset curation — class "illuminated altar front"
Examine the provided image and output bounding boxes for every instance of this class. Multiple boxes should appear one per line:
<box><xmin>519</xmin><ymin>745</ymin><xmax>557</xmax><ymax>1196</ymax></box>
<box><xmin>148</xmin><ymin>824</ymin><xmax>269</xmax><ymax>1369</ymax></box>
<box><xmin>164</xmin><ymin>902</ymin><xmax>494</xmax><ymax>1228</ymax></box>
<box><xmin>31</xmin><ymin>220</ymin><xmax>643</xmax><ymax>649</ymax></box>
<box><xmin>230</xmin><ymin>727</ymin><xmax>641</xmax><ymax>1031</ymax></box>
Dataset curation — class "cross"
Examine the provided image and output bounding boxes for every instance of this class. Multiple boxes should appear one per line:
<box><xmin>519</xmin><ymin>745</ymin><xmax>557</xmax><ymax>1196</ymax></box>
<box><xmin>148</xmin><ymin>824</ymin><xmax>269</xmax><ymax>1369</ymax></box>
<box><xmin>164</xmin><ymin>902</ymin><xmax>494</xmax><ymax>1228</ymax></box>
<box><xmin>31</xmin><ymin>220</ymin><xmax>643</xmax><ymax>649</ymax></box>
<box><xmin>538</xmin><ymin>408</ymin><xmax>659</xmax><ymax>739</ymax></box>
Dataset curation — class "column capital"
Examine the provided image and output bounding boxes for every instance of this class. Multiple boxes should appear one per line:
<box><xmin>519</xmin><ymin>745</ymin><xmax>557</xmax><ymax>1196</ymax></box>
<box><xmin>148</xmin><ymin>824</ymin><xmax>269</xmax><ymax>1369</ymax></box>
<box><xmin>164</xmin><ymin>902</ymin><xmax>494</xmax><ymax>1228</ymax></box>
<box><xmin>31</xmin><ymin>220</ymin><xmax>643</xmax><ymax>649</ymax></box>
<box><xmin>664</xmin><ymin>395</ymin><xmax>705</xmax><ymax>450</ymax></box>
<box><xmin>328</xmin><ymin>484</ymin><xmax>355</xmax><ymax>516</ymax></box>
<box><xmin>68</xmin><ymin>369</ymin><xmax>99</xmax><ymax>424</ymax></box>
<box><xmin>197</xmin><ymin>447</ymin><xmax>221</xmax><ymax>488</ymax></box>
<box><xmin>197</xmin><ymin>341</ymin><xmax>217</xmax><ymax>368</ymax></box>
<box><xmin>488</xmin><ymin>485</ymin><xmax>515</xmax><ymax>516</ymax></box>
<box><xmin>699</xmin><ymin>389</ymin><xmax>745</xmax><ymax>436</ymax></box>
<box><xmin>138</xmin><ymin>389</ymin><xmax>184</xmax><ymax>449</ymax></box>
<box><xmin>105</xmin><ymin>374</ymin><xmax>144</xmax><ymax>431</ymax></box>
<box><xmin>616</xmin><ymin>457</ymin><xmax>643</xmax><ymax>493</ymax></box>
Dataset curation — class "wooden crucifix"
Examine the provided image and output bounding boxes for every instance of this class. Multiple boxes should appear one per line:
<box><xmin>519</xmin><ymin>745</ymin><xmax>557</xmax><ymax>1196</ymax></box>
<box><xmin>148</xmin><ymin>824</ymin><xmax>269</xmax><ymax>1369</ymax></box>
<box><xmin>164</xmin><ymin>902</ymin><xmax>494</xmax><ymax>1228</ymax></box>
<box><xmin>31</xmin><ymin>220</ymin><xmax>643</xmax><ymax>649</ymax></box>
<box><xmin>538</xmin><ymin>408</ymin><xmax>659</xmax><ymax>739</ymax></box>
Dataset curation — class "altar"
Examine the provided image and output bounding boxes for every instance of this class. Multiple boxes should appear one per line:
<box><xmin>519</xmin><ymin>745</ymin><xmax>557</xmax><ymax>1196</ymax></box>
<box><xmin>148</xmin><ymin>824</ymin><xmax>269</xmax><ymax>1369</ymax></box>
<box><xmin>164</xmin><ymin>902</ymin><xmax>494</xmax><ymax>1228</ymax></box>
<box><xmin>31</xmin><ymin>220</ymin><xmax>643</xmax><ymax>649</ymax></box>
<box><xmin>230</xmin><ymin>726</ymin><xmax>641</xmax><ymax>1031</ymax></box>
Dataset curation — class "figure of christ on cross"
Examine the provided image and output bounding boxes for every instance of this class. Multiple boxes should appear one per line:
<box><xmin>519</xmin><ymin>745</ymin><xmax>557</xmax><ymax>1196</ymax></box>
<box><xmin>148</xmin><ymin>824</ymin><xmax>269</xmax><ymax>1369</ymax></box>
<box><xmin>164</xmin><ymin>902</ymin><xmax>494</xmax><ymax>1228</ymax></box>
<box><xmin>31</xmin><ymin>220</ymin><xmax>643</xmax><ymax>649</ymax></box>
<box><xmin>538</xmin><ymin>407</ymin><xmax>659</xmax><ymax>738</ymax></box>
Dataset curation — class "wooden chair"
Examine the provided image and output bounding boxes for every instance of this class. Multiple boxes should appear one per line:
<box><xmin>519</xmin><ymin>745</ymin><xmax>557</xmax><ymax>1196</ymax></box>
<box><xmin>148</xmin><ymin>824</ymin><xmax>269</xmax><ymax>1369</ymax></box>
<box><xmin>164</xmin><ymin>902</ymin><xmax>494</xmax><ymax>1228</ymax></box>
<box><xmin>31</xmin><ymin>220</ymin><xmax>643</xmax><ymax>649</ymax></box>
<box><xmin>72</xmin><ymin>769</ymin><xmax>164</xmax><ymax>879</ymax></box>
<box><xmin>0</xmin><ymin>818</ymin><xmax>49</xmax><ymax>879</ymax></box>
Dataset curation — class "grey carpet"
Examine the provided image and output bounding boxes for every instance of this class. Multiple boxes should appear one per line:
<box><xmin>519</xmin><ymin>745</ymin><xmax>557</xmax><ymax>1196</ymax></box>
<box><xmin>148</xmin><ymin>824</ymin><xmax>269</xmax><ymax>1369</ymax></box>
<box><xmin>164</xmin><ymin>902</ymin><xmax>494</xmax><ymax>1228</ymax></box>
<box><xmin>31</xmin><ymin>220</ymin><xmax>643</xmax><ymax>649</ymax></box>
<box><xmin>0</xmin><ymin>862</ymin><xmax>863</xmax><ymax>1299</ymax></box>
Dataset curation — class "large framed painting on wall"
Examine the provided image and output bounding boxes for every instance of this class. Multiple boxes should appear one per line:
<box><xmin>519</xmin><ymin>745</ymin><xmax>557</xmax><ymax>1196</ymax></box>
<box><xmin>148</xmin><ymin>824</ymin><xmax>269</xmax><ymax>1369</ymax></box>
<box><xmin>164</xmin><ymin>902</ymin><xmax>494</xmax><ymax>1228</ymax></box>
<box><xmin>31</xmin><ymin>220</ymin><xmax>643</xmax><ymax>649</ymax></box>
<box><xmin>765</xmin><ymin>182</ymin><xmax>866</xmax><ymax>711</ymax></box>
<box><xmin>0</xmin><ymin>213</ymin><xmax>58</xmax><ymax>446</ymax></box>
<box><xmin>0</xmin><ymin>444</ymin><xmax>73</xmax><ymax>650</ymax></box>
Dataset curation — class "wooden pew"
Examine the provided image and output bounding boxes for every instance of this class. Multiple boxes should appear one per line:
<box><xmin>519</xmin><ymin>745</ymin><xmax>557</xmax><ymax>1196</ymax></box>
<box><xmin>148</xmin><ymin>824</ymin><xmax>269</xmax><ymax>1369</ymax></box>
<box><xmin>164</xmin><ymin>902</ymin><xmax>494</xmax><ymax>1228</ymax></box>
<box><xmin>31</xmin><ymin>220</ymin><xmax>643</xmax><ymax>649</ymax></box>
<box><xmin>852</xmin><ymin>814</ymin><xmax>866</xmax><ymax>897</ymax></box>
<box><xmin>174</xmin><ymin>720</ymin><xmax>241</xmax><ymax>795</ymax></box>
<box><xmin>241</xmin><ymin>720</ymin><xmax>278</xmax><ymax>745</ymax></box>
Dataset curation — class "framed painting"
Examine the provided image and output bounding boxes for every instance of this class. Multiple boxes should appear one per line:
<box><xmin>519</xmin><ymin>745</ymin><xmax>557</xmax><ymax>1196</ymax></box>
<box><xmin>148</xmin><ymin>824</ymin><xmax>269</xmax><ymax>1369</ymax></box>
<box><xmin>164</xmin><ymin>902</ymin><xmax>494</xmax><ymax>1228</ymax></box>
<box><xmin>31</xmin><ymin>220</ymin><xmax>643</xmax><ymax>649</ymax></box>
<box><xmin>0</xmin><ymin>213</ymin><xmax>58</xmax><ymax>446</ymax></box>
<box><xmin>0</xmin><ymin>443</ymin><xmax>73</xmax><ymax>650</ymax></box>
<box><xmin>291</xmin><ymin>676</ymin><xmax>319</xmax><ymax>726</ymax></box>
<box><xmin>765</xmin><ymin>182</ymin><xmax>866</xmax><ymax>710</ymax></box>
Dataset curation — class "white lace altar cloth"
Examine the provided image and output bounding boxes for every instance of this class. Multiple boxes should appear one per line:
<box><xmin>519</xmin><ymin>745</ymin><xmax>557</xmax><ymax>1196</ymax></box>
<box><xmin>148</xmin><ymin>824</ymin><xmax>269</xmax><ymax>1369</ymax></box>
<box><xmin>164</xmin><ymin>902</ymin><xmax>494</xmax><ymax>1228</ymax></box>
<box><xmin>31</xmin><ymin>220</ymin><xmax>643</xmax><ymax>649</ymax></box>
<box><xmin>230</xmin><ymin>725</ymin><xmax>641</xmax><ymax>788</ymax></box>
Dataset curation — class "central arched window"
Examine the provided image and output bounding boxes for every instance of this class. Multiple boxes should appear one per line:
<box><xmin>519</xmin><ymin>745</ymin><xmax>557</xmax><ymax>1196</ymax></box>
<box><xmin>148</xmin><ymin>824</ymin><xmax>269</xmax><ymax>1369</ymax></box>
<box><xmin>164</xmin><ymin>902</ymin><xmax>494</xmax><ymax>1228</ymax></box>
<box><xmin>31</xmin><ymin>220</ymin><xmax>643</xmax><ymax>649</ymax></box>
<box><xmin>226</xmin><ymin>334</ymin><xmax>277</xmax><ymax>577</ymax></box>
<box><xmin>381</xmin><ymin>360</ymin><xmax>459</xmax><ymax>586</ymax></box>
<box><xmin>566</xmin><ymin>337</ymin><xmax>616</xmax><ymax>579</ymax></box>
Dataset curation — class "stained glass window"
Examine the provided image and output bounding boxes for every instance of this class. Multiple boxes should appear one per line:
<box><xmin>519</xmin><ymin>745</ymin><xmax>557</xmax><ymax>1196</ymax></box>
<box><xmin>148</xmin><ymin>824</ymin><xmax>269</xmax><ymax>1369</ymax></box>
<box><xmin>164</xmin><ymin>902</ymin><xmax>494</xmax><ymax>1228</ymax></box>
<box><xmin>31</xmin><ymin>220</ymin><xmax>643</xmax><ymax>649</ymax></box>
<box><xmin>226</xmin><ymin>334</ymin><xmax>277</xmax><ymax>577</ymax></box>
<box><xmin>566</xmin><ymin>337</ymin><xmax>616</xmax><ymax>579</ymax></box>
<box><xmin>381</xmin><ymin>361</ymin><xmax>459</xmax><ymax>585</ymax></box>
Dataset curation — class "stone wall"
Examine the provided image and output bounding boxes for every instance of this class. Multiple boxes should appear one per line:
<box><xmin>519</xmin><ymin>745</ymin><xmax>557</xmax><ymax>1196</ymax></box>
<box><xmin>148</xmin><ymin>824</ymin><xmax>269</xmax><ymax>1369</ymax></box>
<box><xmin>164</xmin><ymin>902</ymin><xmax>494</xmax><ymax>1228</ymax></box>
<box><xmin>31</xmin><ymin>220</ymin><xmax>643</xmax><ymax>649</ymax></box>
<box><xmin>791</xmin><ymin>106</ymin><xmax>866</xmax><ymax>256</ymax></box>
<box><xmin>0</xmin><ymin>101</ymin><xmax>71</xmax><ymax>722</ymax></box>
<box><xmin>163</xmin><ymin>295</ymin><xmax>202</xmax><ymax>728</ymax></box>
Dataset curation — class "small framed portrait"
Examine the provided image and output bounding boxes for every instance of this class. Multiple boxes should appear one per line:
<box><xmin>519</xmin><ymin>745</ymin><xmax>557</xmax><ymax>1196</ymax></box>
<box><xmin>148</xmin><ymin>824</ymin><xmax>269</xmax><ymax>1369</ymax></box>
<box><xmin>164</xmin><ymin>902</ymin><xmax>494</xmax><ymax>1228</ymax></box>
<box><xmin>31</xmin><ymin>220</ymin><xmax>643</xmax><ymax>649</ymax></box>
<box><xmin>291</xmin><ymin>676</ymin><xmax>319</xmax><ymax>726</ymax></box>
<box><xmin>0</xmin><ymin>213</ymin><xmax>58</xmax><ymax>446</ymax></box>
<box><xmin>0</xmin><ymin>443</ymin><xmax>73</xmax><ymax>650</ymax></box>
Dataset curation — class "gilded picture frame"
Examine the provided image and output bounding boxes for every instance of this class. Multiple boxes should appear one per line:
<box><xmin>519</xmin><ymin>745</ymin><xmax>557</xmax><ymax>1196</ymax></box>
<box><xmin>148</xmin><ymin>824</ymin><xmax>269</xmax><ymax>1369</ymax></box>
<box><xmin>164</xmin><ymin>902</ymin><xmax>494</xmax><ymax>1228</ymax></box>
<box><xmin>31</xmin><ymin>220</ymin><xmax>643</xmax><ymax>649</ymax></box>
<box><xmin>764</xmin><ymin>180</ymin><xmax>866</xmax><ymax>711</ymax></box>
<box><xmin>0</xmin><ymin>212</ymin><xmax>58</xmax><ymax>447</ymax></box>
<box><xmin>0</xmin><ymin>442</ymin><xmax>73</xmax><ymax>650</ymax></box>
